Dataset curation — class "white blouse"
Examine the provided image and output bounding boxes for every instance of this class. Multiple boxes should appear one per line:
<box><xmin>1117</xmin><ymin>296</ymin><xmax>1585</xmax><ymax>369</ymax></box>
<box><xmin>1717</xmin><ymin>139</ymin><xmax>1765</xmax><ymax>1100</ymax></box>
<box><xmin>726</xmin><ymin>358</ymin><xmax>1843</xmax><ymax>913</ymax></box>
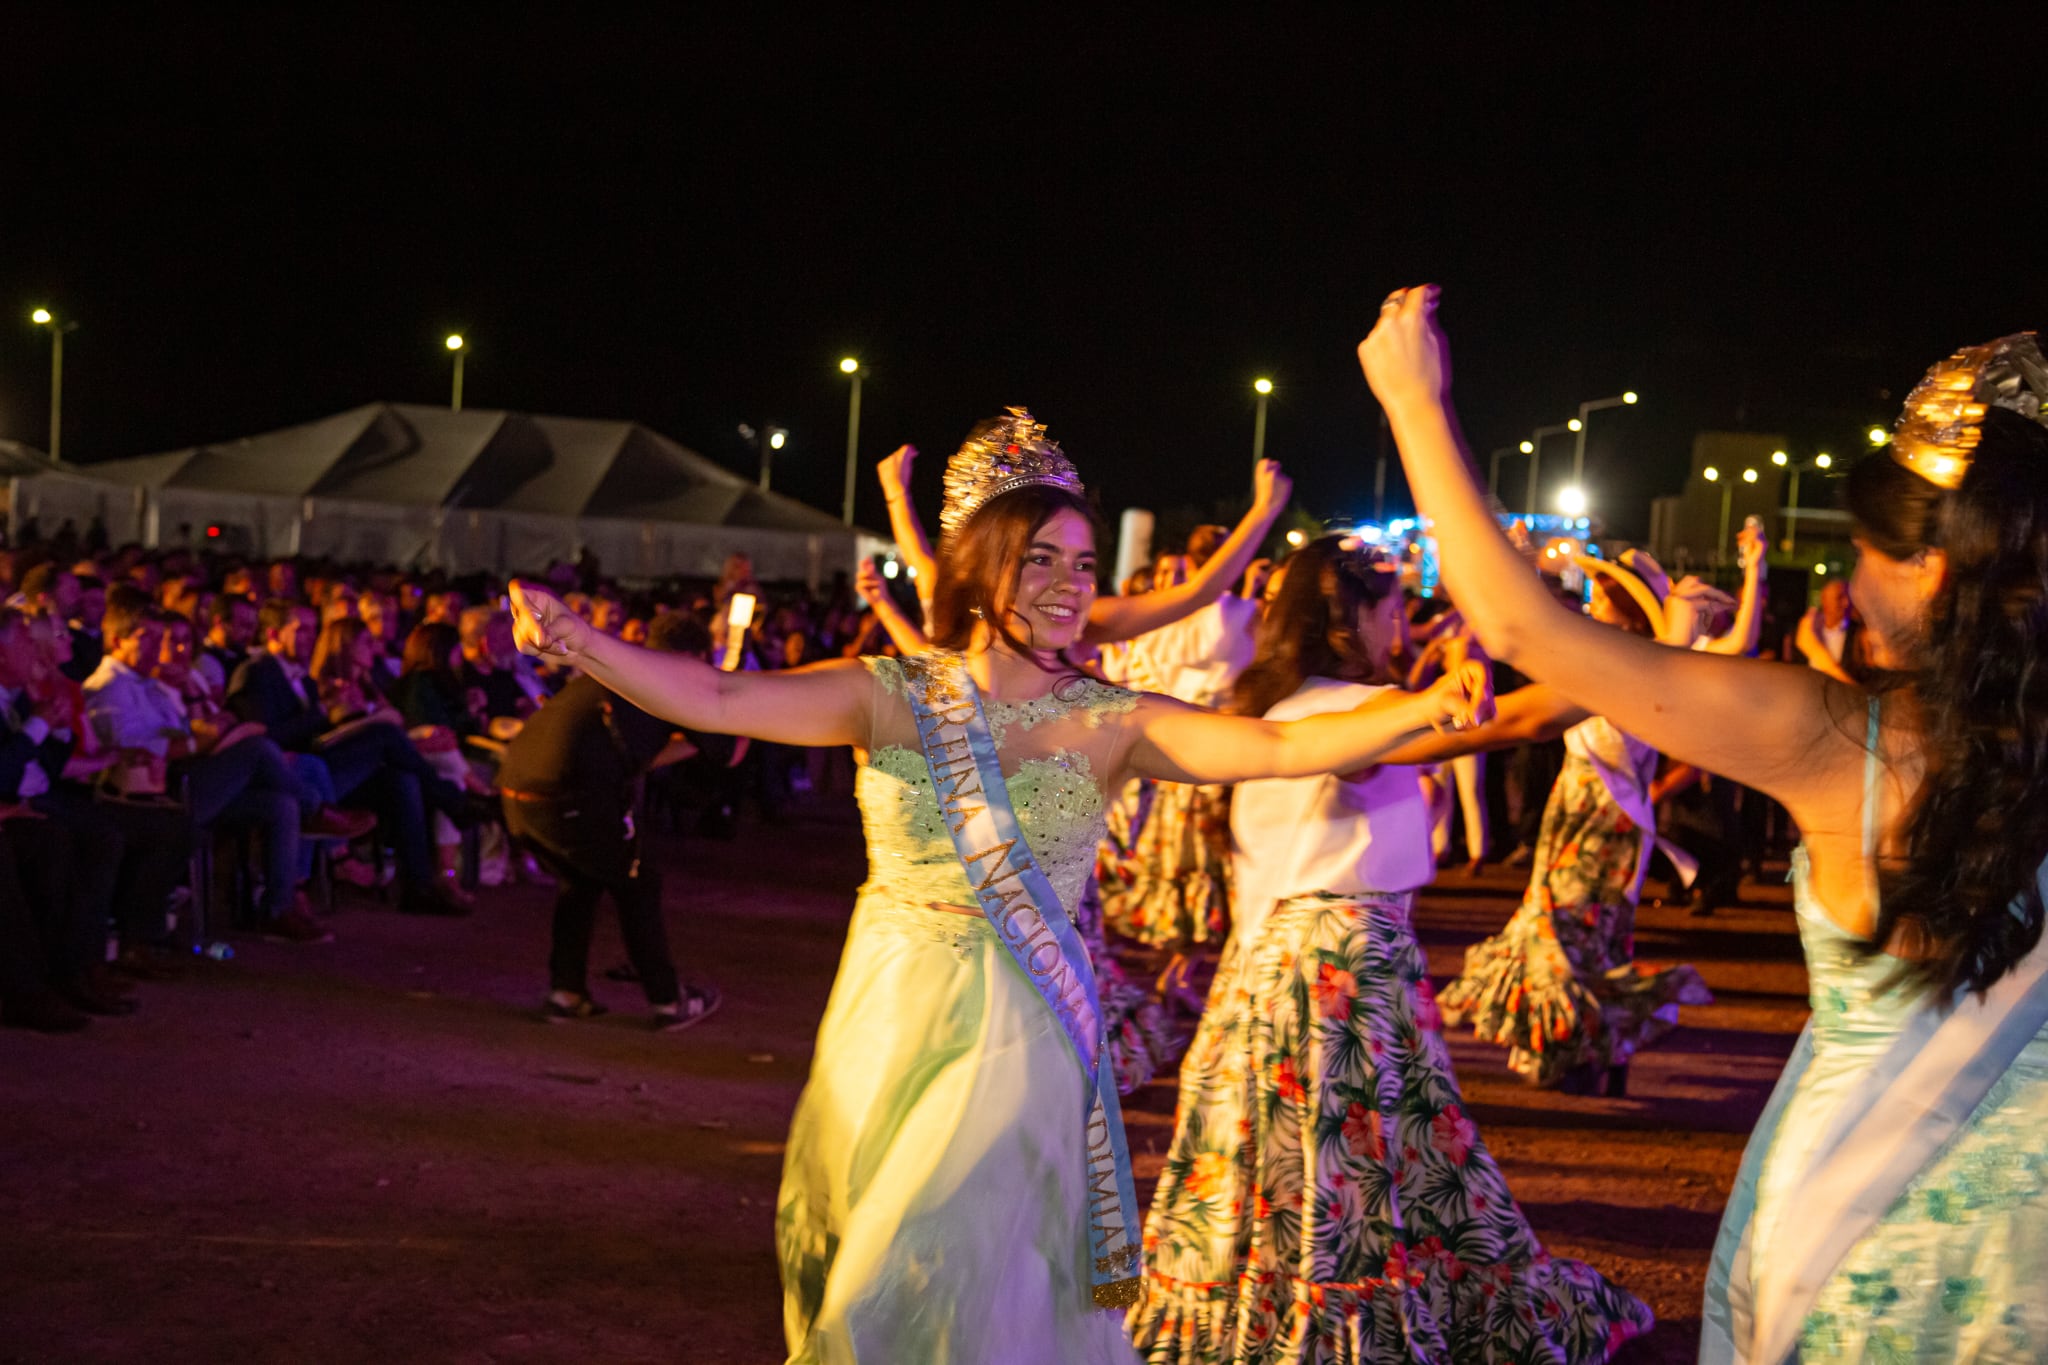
<box><xmin>1228</xmin><ymin>678</ymin><xmax>1435</xmax><ymax>948</ymax></box>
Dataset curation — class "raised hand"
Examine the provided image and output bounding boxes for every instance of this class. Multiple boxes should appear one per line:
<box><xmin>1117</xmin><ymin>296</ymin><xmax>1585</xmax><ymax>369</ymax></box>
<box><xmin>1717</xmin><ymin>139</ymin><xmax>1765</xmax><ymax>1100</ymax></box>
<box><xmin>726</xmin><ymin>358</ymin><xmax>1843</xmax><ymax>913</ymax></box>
<box><xmin>1357</xmin><ymin>284</ymin><xmax>1451</xmax><ymax>415</ymax></box>
<box><xmin>1252</xmin><ymin>458</ymin><xmax>1293</xmax><ymax>515</ymax></box>
<box><xmin>1737</xmin><ymin>515</ymin><xmax>1767</xmax><ymax>572</ymax></box>
<box><xmin>854</xmin><ymin>557</ymin><xmax>888</xmax><ymax>607</ymax></box>
<box><xmin>509</xmin><ymin>580</ymin><xmax>594</xmax><ymax>663</ymax></box>
<box><xmin>878</xmin><ymin>444</ymin><xmax>917</xmax><ymax>498</ymax></box>
<box><xmin>1659</xmin><ymin>576</ymin><xmax>1737</xmax><ymax>649</ymax></box>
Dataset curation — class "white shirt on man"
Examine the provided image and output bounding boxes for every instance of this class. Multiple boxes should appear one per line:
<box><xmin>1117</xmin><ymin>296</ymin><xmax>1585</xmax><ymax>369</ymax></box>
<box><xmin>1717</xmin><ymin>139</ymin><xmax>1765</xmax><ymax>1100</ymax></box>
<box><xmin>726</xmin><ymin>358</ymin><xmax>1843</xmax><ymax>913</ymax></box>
<box><xmin>1228</xmin><ymin>678</ymin><xmax>1435</xmax><ymax>949</ymax></box>
<box><xmin>83</xmin><ymin>656</ymin><xmax>190</xmax><ymax>757</ymax></box>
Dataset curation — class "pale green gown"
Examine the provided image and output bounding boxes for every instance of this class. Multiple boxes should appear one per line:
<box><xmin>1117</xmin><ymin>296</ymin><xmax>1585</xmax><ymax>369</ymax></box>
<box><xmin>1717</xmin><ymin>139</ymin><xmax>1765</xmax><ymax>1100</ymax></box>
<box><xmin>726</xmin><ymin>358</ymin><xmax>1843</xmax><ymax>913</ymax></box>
<box><xmin>1708</xmin><ymin>709</ymin><xmax>2048</xmax><ymax>1360</ymax></box>
<box><xmin>777</xmin><ymin>657</ymin><xmax>1145</xmax><ymax>1364</ymax></box>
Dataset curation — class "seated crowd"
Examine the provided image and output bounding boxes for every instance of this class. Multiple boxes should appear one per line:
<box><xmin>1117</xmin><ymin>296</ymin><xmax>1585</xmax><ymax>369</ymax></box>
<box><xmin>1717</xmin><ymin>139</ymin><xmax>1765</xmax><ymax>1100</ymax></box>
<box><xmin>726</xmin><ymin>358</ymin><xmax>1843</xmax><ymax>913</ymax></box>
<box><xmin>0</xmin><ymin>533</ymin><xmax>885</xmax><ymax>1035</ymax></box>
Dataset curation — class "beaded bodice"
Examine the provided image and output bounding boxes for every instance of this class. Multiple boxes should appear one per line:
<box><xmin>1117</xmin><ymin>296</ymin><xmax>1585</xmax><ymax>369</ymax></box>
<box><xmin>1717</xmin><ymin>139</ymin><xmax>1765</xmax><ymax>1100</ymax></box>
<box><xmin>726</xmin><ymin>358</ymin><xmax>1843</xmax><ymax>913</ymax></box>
<box><xmin>854</xmin><ymin>655</ymin><xmax>1139</xmax><ymax>915</ymax></box>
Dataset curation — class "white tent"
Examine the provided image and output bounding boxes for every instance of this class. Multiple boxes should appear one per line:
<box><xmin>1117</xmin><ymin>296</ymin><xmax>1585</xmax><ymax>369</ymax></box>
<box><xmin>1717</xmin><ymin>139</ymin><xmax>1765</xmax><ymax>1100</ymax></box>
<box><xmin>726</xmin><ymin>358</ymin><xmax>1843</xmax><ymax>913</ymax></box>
<box><xmin>8</xmin><ymin>403</ymin><xmax>884</xmax><ymax>585</ymax></box>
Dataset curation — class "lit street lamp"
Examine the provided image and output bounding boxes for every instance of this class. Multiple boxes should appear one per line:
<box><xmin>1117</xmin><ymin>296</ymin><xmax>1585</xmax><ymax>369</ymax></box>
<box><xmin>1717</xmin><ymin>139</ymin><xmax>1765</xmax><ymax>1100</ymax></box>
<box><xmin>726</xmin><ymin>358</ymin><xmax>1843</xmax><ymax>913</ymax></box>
<box><xmin>1557</xmin><ymin>485</ymin><xmax>1588</xmax><ymax>518</ymax></box>
<box><xmin>30</xmin><ymin>308</ymin><xmax>79</xmax><ymax>462</ymax></box>
<box><xmin>1523</xmin><ymin>422</ymin><xmax>1574</xmax><ymax>513</ymax></box>
<box><xmin>741</xmin><ymin>424</ymin><xmax>790</xmax><ymax>492</ymax></box>
<box><xmin>1252</xmin><ymin>377</ymin><xmax>1273</xmax><ymax>462</ymax></box>
<box><xmin>1701</xmin><ymin>464</ymin><xmax>1757</xmax><ymax>566</ymax></box>
<box><xmin>445</xmin><ymin>335</ymin><xmax>466</xmax><ymax>410</ymax></box>
<box><xmin>1770</xmin><ymin>447</ymin><xmax>1835</xmax><ymax>555</ymax></box>
<box><xmin>840</xmin><ymin>357</ymin><xmax>864</xmax><ymax>525</ymax></box>
<box><xmin>1570</xmin><ymin>391</ymin><xmax>1639</xmax><ymax>484</ymax></box>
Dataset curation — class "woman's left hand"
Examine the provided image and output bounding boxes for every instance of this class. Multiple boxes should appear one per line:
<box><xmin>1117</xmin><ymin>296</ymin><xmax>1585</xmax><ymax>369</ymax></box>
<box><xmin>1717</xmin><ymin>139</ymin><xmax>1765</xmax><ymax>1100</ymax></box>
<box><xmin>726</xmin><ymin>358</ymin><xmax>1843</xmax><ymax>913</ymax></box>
<box><xmin>1358</xmin><ymin>285</ymin><xmax>1450</xmax><ymax>415</ymax></box>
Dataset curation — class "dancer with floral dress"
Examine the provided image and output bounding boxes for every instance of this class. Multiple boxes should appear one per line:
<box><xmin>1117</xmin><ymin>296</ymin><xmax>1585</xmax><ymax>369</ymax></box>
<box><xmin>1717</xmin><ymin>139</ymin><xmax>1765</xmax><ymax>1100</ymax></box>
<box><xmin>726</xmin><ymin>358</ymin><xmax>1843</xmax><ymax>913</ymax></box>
<box><xmin>1365</xmin><ymin>287</ymin><xmax>2048</xmax><ymax>1362</ymax></box>
<box><xmin>511</xmin><ymin>408</ymin><xmax>1484</xmax><ymax>1363</ymax></box>
<box><xmin>1435</xmin><ymin>549</ymin><xmax>1711</xmax><ymax>1093</ymax></box>
<box><xmin>1129</xmin><ymin>535</ymin><xmax>1650</xmax><ymax>1364</ymax></box>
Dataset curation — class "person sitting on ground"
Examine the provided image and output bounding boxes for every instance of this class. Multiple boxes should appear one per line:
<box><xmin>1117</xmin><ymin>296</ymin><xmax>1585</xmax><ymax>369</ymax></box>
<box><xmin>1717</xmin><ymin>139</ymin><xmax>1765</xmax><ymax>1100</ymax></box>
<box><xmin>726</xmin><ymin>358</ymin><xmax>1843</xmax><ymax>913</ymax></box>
<box><xmin>227</xmin><ymin>599</ymin><xmax>474</xmax><ymax>916</ymax></box>
<box><xmin>496</xmin><ymin>611</ymin><xmax>717</xmax><ymax>1031</ymax></box>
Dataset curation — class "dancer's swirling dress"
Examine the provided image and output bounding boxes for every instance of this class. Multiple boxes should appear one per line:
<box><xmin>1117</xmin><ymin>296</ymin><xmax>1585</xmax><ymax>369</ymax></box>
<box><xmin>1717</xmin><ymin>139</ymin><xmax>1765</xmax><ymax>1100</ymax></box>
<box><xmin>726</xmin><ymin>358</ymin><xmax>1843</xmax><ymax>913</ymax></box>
<box><xmin>1438</xmin><ymin>718</ymin><xmax>1710</xmax><ymax>1085</ymax></box>
<box><xmin>1130</xmin><ymin>680</ymin><xmax>1652</xmax><ymax>1363</ymax></box>
<box><xmin>1709</xmin><ymin>854</ymin><xmax>2048</xmax><ymax>1358</ymax></box>
<box><xmin>777</xmin><ymin>657</ymin><xmax>1144</xmax><ymax>1364</ymax></box>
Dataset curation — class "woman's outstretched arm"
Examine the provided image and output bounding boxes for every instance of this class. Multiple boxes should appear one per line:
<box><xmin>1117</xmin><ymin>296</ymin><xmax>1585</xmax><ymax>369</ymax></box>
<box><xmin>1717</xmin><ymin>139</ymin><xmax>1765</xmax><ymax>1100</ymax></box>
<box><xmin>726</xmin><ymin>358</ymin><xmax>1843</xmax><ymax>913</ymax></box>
<box><xmin>509</xmin><ymin>582</ymin><xmax>870</xmax><ymax>747</ymax></box>
<box><xmin>1118</xmin><ymin>663</ymin><xmax>1489</xmax><ymax>786</ymax></box>
<box><xmin>1082</xmin><ymin>460</ymin><xmax>1294</xmax><ymax>644</ymax></box>
<box><xmin>877</xmin><ymin>446</ymin><xmax>937</xmax><ymax>605</ymax></box>
<box><xmin>1358</xmin><ymin>286</ymin><xmax>1850</xmax><ymax>807</ymax></box>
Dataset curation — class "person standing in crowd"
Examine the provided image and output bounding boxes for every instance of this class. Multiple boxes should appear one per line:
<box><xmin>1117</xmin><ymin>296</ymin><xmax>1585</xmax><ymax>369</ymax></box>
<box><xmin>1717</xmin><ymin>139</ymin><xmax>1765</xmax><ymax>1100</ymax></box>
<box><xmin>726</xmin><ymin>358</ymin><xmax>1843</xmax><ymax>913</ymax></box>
<box><xmin>507</xmin><ymin>408</ymin><xmax>1479</xmax><ymax>1364</ymax></box>
<box><xmin>1794</xmin><ymin>576</ymin><xmax>1861</xmax><ymax>683</ymax></box>
<box><xmin>1368</xmin><ymin>291</ymin><xmax>2048</xmax><ymax>1360</ymax></box>
<box><xmin>1100</xmin><ymin>523</ymin><xmax>1262</xmax><ymax>1006</ymax></box>
<box><xmin>1130</xmin><ymin>534</ymin><xmax>1649</xmax><ymax>1363</ymax></box>
<box><xmin>496</xmin><ymin>613</ymin><xmax>715</xmax><ymax>1030</ymax></box>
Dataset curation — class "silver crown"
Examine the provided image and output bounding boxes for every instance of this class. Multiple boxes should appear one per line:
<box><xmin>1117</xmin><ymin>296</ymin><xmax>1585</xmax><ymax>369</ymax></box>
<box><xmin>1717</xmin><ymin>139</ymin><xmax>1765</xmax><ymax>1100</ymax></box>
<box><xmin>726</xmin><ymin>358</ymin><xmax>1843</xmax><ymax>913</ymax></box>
<box><xmin>939</xmin><ymin>407</ymin><xmax>1085</xmax><ymax>547</ymax></box>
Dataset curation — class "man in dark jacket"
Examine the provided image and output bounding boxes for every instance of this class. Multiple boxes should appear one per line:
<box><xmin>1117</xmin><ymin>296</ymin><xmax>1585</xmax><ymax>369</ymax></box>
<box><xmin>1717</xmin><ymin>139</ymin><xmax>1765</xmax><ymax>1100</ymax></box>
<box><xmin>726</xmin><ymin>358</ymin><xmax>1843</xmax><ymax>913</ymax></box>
<box><xmin>228</xmin><ymin>599</ymin><xmax>473</xmax><ymax>915</ymax></box>
<box><xmin>497</xmin><ymin>614</ymin><xmax>716</xmax><ymax>1031</ymax></box>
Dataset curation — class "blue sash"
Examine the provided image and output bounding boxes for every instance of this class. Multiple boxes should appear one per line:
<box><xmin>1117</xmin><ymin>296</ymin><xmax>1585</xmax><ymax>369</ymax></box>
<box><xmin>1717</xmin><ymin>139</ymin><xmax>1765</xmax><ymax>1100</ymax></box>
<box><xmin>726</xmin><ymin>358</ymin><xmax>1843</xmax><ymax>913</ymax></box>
<box><xmin>1702</xmin><ymin>859</ymin><xmax>2048</xmax><ymax>1363</ymax></box>
<box><xmin>898</xmin><ymin>652</ymin><xmax>1143</xmax><ymax>1309</ymax></box>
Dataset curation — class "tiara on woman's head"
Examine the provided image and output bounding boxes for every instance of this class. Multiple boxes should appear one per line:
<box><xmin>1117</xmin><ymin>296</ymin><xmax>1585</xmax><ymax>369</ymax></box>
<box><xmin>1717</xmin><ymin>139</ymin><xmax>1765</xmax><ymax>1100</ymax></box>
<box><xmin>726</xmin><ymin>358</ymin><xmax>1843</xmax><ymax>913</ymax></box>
<box><xmin>1892</xmin><ymin>333</ymin><xmax>2048</xmax><ymax>490</ymax></box>
<box><xmin>939</xmin><ymin>407</ymin><xmax>1085</xmax><ymax>547</ymax></box>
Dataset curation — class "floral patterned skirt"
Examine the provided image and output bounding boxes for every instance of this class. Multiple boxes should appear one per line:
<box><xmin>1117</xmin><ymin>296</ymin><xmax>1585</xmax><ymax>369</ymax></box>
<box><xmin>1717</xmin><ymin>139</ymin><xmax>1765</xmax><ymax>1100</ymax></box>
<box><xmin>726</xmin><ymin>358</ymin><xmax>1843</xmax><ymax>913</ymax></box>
<box><xmin>1129</xmin><ymin>893</ymin><xmax>1653</xmax><ymax>1364</ymax></box>
<box><xmin>1438</xmin><ymin>757</ymin><xmax>1711</xmax><ymax>1087</ymax></box>
<box><xmin>1078</xmin><ymin>871</ymin><xmax>1185</xmax><ymax>1095</ymax></box>
<box><xmin>1100</xmin><ymin>780</ymin><xmax>1232</xmax><ymax>949</ymax></box>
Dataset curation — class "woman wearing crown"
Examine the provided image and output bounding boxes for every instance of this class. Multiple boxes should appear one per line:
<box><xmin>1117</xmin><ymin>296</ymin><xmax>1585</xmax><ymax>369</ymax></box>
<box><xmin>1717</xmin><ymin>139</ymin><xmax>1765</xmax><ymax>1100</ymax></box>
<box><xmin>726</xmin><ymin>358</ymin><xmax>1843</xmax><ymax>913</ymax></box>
<box><xmin>1363</xmin><ymin>288</ymin><xmax>2048</xmax><ymax>1363</ymax></box>
<box><xmin>508</xmin><ymin>409</ymin><xmax>1489</xmax><ymax>1364</ymax></box>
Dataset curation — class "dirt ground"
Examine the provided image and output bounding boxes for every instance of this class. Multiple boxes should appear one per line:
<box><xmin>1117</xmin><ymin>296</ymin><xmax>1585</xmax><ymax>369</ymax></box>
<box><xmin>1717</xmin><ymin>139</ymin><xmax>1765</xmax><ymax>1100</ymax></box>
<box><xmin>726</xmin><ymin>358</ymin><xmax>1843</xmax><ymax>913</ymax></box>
<box><xmin>1</xmin><ymin>793</ymin><xmax>1801</xmax><ymax>1364</ymax></box>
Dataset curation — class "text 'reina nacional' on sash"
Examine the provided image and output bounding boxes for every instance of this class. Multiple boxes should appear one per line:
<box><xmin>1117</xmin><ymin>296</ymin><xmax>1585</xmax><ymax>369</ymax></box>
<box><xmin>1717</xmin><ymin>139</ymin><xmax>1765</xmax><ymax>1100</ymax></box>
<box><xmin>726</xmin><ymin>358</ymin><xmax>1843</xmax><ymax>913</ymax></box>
<box><xmin>900</xmin><ymin>652</ymin><xmax>1143</xmax><ymax>1309</ymax></box>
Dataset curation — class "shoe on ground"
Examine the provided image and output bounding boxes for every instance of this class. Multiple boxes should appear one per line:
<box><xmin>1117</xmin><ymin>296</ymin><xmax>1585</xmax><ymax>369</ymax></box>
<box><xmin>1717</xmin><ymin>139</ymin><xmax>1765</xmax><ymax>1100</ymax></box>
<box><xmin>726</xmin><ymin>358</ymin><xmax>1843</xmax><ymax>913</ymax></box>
<box><xmin>303</xmin><ymin>806</ymin><xmax>377</xmax><ymax>841</ymax></box>
<box><xmin>3</xmin><ymin>987</ymin><xmax>91</xmax><ymax>1033</ymax></box>
<box><xmin>263</xmin><ymin>906</ymin><xmax>335</xmax><ymax>944</ymax></box>
<box><xmin>59</xmin><ymin>975</ymin><xmax>139</xmax><ymax>1017</ymax></box>
<box><xmin>333</xmin><ymin>856</ymin><xmax>379</xmax><ymax>889</ymax></box>
<box><xmin>651</xmin><ymin>983</ymin><xmax>722</xmax><ymax>1033</ymax></box>
<box><xmin>398</xmin><ymin>881</ymin><xmax>473</xmax><ymax>917</ymax></box>
<box><xmin>1503</xmin><ymin>843</ymin><xmax>1534</xmax><ymax>868</ymax></box>
<box><xmin>543</xmin><ymin>993</ymin><xmax>609</xmax><ymax>1023</ymax></box>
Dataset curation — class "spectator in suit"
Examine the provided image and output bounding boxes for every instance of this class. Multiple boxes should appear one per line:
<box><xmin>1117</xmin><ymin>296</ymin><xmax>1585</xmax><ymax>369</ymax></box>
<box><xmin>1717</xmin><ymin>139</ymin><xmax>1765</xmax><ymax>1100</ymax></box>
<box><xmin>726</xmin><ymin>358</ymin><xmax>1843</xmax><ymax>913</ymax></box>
<box><xmin>0</xmin><ymin>608</ymin><xmax>146</xmax><ymax>1018</ymax></box>
<box><xmin>227</xmin><ymin>599</ymin><xmax>473</xmax><ymax>916</ymax></box>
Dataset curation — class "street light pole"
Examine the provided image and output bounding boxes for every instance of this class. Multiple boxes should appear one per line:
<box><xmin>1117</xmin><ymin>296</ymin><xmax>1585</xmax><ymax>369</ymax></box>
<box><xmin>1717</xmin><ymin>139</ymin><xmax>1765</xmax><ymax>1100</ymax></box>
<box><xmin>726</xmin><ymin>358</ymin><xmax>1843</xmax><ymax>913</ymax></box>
<box><xmin>446</xmin><ymin>334</ymin><xmax>466</xmax><ymax>410</ymax></box>
<box><xmin>1488</xmin><ymin>447</ymin><xmax>1512</xmax><ymax>497</ymax></box>
<box><xmin>840</xmin><ymin>358</ymin><xmax>864</xmax><ymax>525</ymax></box>
<box><xmin>30</xmin><ymin>309</ymin><xmax>77</xmax><ymax>462</ymax></box>
<box><xmin>1524</xmin><ymin>422</ymin><xmax>1573</xmax><ymax>514</ymax></box>
<box><xmin>1772</xmin><ymin>448</ymin><xmax>1833</xmax><ymax>555</ymax></box>
<box><xmin>1570</xmin><ymin>390</ymin><xmax>1639</xmax><ymax>484</ymax></box>
<box><xmin>1252</xmin><ymin>377</ymin><xmax>1273</xmax><ymax>462</ymax></box>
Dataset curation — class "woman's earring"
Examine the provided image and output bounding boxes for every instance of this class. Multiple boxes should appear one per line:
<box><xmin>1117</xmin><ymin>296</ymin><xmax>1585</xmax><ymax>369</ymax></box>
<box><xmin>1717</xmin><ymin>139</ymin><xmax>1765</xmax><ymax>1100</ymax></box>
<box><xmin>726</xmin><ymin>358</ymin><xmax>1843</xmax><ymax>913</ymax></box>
<box><xmin>970</xmin><ymin>606</ymin><xmax>985</xmax><ymax>619</ymax></box>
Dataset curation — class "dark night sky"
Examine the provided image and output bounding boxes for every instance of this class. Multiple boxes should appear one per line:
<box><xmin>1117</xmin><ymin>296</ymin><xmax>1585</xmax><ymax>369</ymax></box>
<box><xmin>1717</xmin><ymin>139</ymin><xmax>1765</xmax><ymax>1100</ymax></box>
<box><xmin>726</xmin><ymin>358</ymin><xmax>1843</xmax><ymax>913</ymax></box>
<box><xmin>4</xmin><ymin>10</ymin><xmax>2044</xmax><ymax>540</ymax></box>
